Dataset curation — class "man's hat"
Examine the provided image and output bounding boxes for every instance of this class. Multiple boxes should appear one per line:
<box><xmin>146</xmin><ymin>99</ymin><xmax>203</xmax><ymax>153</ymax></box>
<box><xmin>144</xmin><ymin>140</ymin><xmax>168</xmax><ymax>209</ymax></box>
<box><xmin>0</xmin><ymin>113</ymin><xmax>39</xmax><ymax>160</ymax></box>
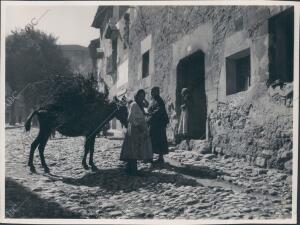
<box><xmin>151</xmin><ymin>86</ymin><xmax>160</xmax><ymax>91</ymax></box>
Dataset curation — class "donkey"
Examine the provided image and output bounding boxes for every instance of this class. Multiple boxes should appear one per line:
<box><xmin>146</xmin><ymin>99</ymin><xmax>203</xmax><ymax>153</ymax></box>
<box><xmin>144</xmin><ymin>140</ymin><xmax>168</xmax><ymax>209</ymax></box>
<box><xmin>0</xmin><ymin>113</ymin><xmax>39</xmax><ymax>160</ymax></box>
<box><xmin>24</xmin><ymin>97</ymin><xmax>128</xmax><ymax>173</ymax></box>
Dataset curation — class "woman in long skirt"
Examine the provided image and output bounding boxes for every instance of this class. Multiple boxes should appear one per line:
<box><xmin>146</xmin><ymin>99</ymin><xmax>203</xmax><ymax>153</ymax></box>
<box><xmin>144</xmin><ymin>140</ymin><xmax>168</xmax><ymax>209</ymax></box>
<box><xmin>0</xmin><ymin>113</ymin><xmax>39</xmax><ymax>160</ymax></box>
<box><xmin>120</xmin><ymin>89</ymin><xmax>153</xmax><ymax>175</ymax></box>
<box><xmin>177</xmin><ymin>88</ymin><xmax>192</xmax><ymax>150</ymax></box>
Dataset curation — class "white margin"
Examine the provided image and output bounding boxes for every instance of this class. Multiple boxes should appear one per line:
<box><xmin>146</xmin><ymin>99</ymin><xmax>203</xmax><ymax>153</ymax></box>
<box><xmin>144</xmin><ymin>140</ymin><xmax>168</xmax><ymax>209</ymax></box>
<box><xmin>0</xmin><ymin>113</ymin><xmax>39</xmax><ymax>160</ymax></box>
<box><xmin>292</xmin><ymin>2</ymin><xmax>299</xmax><ymax>224</ymax></box>
<box><xmin>1</xmin><ymin>1</ymin><xmax>7</xmax><ymax>224</ymax></box>
<box><xmin>1</xmin><ymin>1</ymin><xmax>299</xmax><ymax>225</ymax></box>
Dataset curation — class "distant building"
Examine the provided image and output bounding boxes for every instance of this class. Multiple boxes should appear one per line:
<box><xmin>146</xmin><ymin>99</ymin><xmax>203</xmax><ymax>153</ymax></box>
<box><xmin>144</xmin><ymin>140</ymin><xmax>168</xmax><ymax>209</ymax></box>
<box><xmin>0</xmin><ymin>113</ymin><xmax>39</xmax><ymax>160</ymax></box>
<box><xmin>88</xmin><ymin>38</ymin><xmax>100</xmax><ymax>75</ymax></box>
<box><xmin>60</xmin><ymin>44</ymin><xmax>94</xmax><ymax>76</ymax></box>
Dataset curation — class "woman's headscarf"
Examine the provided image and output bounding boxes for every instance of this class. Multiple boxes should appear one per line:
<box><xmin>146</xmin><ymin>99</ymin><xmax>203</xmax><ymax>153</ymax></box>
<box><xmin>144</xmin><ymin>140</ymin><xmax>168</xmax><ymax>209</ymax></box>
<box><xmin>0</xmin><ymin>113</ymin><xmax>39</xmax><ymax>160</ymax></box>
<box><xmin>181</xmin><ymin>88</ymin><xmax>190</xmax><ymax>96</ymax></box>
<box><xmin>134</xmin><ymin>89</ymin><xmax>146</xmax><ymax>114</ymax></box>
<box><xmin>181</xmin><ymin>88</ymin><xmax>191</xmax><ymax>104</ymax></box>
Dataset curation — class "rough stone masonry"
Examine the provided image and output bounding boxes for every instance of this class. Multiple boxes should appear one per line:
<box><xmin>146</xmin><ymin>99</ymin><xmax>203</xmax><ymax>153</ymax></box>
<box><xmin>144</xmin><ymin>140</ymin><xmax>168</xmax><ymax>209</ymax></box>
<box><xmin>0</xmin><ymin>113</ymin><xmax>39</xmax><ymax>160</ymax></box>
<box><xmin>209</xmin><ymin>82</ymin><xmax>292</xmax><ymax>171</ymax></box>
<box><xmin>94</xmin><ymin>5</ymin><xmax>294</xmax><ymax>170</ymax></box>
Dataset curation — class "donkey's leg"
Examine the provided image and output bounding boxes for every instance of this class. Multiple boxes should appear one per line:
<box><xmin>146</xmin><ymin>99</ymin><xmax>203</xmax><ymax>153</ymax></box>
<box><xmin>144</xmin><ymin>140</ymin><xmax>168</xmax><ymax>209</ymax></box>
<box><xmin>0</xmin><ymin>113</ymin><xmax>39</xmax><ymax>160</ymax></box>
<box><xmin>88</xmin><ymin>135</ymin><xmax>98</xmax><ymax>171</ymax></box>
<box><xmin>38</xmin><ymin>129</ymin><xmax>51</xmax><ymax>173</ymax></box>
<box><xmin>82</xmin><ymin>137</ymin><xmax>90</xmax><ymax>170</ymax></box>
<box><xmin>28</xmin><ymin>134</ymin><xmax>41</xmax><ymax>173</ymax></box>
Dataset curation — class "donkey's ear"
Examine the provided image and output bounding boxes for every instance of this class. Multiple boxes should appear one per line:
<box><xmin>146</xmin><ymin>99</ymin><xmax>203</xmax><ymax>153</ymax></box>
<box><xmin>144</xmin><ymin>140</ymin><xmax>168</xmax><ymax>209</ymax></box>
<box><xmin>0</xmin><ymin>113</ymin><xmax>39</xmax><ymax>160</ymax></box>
<box><xmin>113</xmin><ymin>96</ymin><xmax>119</xmax><ymax>102</ymax></box>
<box><xmin>121</xmin><ymin>96</ymin><xmax>127</xmax><ymax>104</ymax></box>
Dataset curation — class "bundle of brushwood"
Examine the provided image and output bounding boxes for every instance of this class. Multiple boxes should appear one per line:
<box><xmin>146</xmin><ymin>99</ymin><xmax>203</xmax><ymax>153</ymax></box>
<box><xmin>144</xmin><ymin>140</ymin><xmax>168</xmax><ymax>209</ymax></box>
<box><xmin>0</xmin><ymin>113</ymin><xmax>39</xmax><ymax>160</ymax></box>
<box><xmin>28</xmin><ymin>74</ymin><xmax>110</xmax><ymax>128</ymax></box>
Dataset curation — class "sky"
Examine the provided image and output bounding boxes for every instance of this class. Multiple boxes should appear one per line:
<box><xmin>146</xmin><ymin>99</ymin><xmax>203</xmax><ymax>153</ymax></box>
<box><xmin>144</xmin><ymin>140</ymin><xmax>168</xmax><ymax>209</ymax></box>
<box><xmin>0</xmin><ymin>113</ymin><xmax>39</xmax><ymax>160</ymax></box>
<box><xmin>5</xmin><ymin>5</ymin><xmax>100</xmax><ymax>47</ymax></box>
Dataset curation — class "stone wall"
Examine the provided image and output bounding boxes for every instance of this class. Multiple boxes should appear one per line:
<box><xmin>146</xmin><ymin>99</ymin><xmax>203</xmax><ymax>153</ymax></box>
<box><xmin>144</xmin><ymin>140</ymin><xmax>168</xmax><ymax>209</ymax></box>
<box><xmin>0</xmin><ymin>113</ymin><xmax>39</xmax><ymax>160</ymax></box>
<box><xmin>209</xmin><ymin>82</ymin><xmax>293</xmax><ymax>170</ymax></box>
<box><xmin>126</xmin><ymin>6</ymin><xmax>292</xmax><ymax>140</ymax></box>
<box><xmin>94</xmin><ymin>5</ymin><xmax>294</xmax><ymax>168</ymax></box>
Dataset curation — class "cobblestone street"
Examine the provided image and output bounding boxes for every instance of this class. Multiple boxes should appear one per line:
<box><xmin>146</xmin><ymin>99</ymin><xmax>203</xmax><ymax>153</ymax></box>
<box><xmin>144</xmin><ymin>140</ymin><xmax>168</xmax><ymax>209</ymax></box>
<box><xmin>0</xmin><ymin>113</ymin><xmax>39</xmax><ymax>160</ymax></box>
<box><xmin>5</xmin><ymin>127</ymin><xmax>292</xmax><ymax>219</ymax></box>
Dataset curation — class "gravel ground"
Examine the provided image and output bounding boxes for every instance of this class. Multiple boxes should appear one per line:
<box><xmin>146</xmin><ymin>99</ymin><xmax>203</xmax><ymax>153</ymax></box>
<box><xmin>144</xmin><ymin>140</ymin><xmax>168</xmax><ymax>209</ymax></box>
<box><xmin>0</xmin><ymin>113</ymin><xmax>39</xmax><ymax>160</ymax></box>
<box><xmin>5</xmin><ymin>127</ymin><xmax>292</xmax><ymax>219</ymax></box>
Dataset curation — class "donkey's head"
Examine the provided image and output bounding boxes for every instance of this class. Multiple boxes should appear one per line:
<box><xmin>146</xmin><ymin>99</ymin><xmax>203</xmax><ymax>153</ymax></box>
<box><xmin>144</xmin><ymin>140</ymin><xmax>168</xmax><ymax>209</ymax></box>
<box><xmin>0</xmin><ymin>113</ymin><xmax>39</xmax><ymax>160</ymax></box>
<box><xmin>112</xmin><ymin>96</ymin><xmax>128</xmax><ymax>128</ymax></box>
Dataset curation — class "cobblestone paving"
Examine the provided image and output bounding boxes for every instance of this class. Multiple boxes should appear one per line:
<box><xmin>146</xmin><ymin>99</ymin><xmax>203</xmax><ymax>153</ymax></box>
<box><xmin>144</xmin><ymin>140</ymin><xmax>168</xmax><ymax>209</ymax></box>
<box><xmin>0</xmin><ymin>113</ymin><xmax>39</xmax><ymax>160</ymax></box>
<box><xmin>168</xmin><ymin>149</ymin><xmax>292</xmax><ymax>199</ymax></box>
<box><xmin>5</xmin><ymin>128</ymin><xmax>292</xmax><ymax>219</ymax></box>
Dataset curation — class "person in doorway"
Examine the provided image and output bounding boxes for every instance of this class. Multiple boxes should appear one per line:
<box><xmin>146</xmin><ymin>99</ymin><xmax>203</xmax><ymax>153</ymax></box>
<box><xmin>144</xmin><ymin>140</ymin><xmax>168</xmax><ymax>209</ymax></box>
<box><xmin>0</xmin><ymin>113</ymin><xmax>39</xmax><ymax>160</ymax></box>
<box><xmin>120</xmin><ymin>89</ymin><xmax>153</xmax><ymax>175</ymax></box>
<box><xmin>177</xmin><ymin>88</ymin><xmax>192</xmax><ymax>150</ymax></box>
<box><xmin>147</xmin><ymin>87</ymin><xmax>169</xmax><ymax>164</ymax></box>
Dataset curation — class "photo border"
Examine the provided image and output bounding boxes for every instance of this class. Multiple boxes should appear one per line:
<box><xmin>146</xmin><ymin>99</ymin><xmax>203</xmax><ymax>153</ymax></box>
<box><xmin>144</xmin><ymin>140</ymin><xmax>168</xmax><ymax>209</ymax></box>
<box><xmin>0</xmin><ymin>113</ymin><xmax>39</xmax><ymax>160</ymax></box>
<box><xmin>1</xmin><ymin>1</ymin><xmax>299</xmax><ymax>224</ymax></box>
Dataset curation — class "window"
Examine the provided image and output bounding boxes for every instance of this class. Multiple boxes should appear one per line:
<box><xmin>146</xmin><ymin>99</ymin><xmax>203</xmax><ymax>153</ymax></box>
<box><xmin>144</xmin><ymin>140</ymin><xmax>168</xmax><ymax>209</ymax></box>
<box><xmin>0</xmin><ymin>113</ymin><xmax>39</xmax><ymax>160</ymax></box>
<box><xmin>142</xmin><ymin>51</ymin><xmax>150</xmax><ymax>78</ymax></box>
<box><xmin>111</xmin><ymin>38</ymin><xmax>118</xmax><ymax>84</ymax></box>
<box><xmin>141</xmin><ymin>35</ymin><xmax>151</xmax><ymax>79</ymax></box>
<box><xmin>226</xmin><ymin>48</ymin><xmax>251</xmax><ymax>95</ymax></box>
<box><xmin>123</xmin><ymin>12</ymin><xmax>130</xmax><ymax>49</ymax></box>
<box><xmin>269</xmin><ymin>8</ymin><xmax>293</xmax><ymax>83</ymax></box>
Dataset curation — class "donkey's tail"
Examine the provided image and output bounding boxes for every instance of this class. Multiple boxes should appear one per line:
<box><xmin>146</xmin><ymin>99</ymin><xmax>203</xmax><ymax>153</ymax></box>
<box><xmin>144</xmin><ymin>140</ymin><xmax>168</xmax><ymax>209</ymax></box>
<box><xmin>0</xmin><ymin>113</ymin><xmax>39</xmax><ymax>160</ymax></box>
<box><xmin>25</xmin><ymin>110</ymin><xmax>38</xmax><ymax>131</ymax></box>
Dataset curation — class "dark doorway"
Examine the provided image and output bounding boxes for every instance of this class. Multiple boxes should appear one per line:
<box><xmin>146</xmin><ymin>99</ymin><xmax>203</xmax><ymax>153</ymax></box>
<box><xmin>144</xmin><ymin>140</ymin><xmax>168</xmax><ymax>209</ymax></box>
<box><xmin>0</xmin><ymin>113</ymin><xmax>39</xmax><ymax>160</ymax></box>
<box><xmin>269</xmin><ymin>7</ymin><xmax>294</xmax><ymax>83</ymax></box>
<box><xmin>176</xmin><ymin>50</ymin><xmax>206</xmax><ymax>140</ymax></box>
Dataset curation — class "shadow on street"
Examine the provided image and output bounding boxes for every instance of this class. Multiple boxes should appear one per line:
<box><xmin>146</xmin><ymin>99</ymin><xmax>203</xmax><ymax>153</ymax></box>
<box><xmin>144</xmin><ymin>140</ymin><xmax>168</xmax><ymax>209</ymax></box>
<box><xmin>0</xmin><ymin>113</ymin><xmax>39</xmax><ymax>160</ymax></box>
<box><xmin>5</xmin><ymin>177</ymin><xmax>81</xmax><ymax>218</ymax></box>
<box><xmin>60</xmin><ymin>167</ymin><xmax>199</xmax><ymax>193</ymax></box>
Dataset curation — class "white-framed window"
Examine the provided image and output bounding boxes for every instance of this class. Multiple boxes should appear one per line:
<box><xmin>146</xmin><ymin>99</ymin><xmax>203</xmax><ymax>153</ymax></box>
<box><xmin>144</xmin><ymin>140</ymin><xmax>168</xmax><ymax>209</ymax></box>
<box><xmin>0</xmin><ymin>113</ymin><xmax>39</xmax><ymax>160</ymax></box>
<box><xmin>226</xmin><ymin>48</ymin><xmax>251</xmax><ymax>95</ymax></box>
<box><xmin>140</xmin><ymin>35</ymin><xmax>152</xmax><ymax>79</ymax></box>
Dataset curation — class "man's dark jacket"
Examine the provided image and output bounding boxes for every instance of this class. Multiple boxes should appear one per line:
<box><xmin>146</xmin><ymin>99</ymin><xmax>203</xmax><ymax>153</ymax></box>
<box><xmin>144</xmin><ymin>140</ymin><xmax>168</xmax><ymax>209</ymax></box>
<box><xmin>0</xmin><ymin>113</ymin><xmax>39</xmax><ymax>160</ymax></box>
<box><xmin>147</xmin><ymin>96</ymin><xmax>169</xmax><ymax>155</ymax></box>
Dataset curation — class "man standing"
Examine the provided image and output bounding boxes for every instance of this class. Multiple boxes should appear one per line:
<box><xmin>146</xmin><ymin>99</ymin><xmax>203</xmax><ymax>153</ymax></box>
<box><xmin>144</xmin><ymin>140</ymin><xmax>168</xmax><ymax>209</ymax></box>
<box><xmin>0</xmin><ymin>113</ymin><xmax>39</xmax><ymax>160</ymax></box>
<box><xmin>147</xmin><ymin>87</ymin><xmax>169</xmax><ymax>163</ymax></box>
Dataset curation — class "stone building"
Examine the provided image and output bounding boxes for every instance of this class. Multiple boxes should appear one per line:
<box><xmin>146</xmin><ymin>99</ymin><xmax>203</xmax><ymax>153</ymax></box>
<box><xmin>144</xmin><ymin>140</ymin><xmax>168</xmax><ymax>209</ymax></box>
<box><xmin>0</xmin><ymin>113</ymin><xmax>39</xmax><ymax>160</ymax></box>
<box><xmin>91</xmin><ymin>6</ymin><xmax>131</xmax><ymax>131</ymax></box>
<box><xmin>91</xmin><ymin>5</ymin><xmax>294</xmax><ymax>169</ymax></box>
